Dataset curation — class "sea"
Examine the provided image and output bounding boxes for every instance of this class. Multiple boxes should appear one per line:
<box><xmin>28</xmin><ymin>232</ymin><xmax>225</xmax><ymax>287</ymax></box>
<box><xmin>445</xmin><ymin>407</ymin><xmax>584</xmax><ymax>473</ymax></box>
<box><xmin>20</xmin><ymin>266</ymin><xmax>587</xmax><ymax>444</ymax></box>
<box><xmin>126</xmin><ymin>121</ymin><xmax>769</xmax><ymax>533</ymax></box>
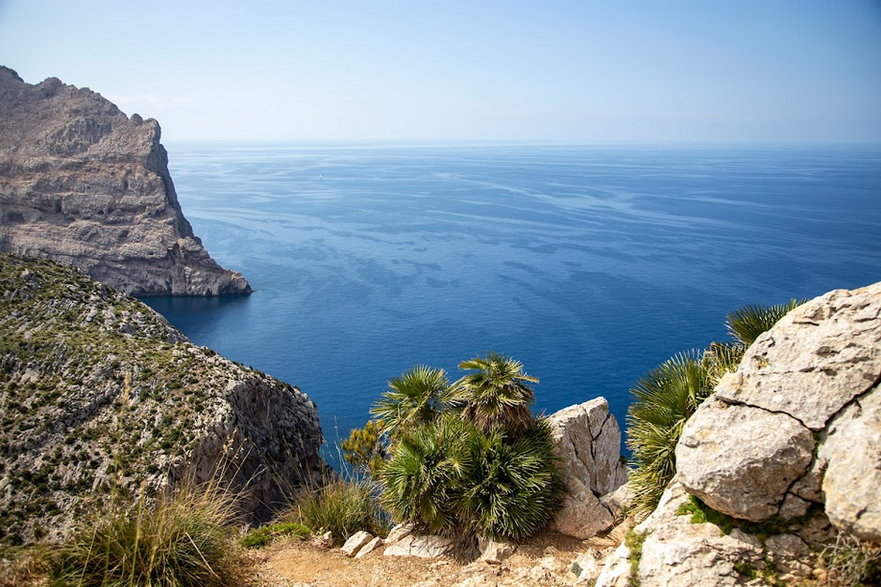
<box><xmin>143</xmin><ymin>143</ymin><xmax>881</xmax><ymax>464</ymax></box>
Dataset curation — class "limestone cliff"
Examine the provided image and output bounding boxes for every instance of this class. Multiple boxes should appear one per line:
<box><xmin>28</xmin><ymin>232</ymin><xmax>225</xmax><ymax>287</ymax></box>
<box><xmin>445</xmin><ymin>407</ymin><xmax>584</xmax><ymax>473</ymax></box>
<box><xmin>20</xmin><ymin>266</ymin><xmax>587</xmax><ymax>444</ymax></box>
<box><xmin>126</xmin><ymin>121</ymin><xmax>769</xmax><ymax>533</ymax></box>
<box><xmin>0</xmin><ymin>255</ymin><xmax>324</xmax><ymax>547</ymax></box>
<box><xmin>0</xmin><ymin>66</ymin><xmax>251</xmax><ymax>295</ymax></box>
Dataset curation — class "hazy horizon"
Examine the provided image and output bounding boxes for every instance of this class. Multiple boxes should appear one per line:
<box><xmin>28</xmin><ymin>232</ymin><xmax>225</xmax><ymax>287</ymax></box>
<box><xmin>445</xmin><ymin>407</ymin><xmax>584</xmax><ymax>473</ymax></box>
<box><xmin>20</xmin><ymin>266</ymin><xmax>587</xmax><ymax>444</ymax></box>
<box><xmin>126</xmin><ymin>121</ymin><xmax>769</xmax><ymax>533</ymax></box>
<box><xmin>1</xmin><ymin>0</ymin><xmax>879</xmax><ymax>144</ymax></box>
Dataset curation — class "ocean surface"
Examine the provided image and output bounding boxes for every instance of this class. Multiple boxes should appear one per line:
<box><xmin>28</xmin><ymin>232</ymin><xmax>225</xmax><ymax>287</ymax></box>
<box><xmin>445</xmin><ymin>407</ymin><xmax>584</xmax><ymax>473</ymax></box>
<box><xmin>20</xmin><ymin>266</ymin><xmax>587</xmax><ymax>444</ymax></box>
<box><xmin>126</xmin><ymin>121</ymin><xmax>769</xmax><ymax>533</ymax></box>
<box><xmin>143</xmin><ymin>143</ymin><xmax>881</xmax><ymax>463</ymax></box>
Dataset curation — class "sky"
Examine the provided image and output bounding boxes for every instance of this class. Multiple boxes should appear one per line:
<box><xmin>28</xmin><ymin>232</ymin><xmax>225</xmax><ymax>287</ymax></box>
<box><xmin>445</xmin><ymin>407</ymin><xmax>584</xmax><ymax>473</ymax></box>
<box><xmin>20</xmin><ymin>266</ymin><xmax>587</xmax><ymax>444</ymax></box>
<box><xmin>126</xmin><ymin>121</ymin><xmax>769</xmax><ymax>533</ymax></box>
<box><xmin>1</xmin><ymin>0</ymin><xmax>879</xmax><ymax>143</ymax></box>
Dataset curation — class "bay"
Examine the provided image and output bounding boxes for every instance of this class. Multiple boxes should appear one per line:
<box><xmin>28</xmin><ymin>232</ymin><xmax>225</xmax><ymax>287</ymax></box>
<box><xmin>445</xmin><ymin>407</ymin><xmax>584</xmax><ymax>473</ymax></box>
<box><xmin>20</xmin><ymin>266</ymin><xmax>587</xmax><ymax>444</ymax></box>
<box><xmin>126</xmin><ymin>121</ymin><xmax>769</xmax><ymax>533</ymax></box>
<box><xmin>143</xmin><ymin>143</ymin><xmax>881</xmax><ymax>463</ymax></box>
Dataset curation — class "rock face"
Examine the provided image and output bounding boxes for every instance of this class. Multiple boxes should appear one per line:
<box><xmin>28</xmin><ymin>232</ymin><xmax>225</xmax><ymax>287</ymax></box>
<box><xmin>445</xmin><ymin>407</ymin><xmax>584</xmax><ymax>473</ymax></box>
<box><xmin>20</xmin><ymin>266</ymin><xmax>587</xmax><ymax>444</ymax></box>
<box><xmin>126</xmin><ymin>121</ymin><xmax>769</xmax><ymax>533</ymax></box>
<box><xmin>677</xmin><ymin>282</ymin><xmax>881</xmax><ymax>536</ymax></box>
<box><xmin>595</xmin><ymin>281</ymin><xmax>881</xmax><ymax>586</ymax></box>
<box><xmin>0</xmin><ymin>66</ymin><xmax>251</xmax><ymax>296</ymax></box>
<box><xmin>0</xmin><ymin>255</ymin><xmax>323</xmax><ymax>547</ymax></box>
<box><xmin>547</xmin><ymin>398</ymin><xmax>628</xmax><ymax>539</ymax></box>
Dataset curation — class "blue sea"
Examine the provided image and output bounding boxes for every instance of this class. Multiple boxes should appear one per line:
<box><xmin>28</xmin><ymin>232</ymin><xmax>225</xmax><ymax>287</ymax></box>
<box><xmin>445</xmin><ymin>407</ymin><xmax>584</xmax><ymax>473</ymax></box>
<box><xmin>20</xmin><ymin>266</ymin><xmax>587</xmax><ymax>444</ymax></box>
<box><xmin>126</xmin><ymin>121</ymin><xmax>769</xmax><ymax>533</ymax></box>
<box><xmin>143</xmin><ymin>143</ymin><xmax>881</xmax><ymax>462</ymax></box>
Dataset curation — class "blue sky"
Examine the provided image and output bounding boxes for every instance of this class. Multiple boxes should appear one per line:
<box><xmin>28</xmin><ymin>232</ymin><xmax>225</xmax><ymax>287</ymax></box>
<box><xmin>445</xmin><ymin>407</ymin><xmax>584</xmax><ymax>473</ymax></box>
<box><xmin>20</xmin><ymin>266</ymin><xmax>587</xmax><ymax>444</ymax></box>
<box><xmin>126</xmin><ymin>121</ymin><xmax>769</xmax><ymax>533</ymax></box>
<box><xmin>1</xmin><ymin>0</ymin><xmax>879</xmax><ymax>143</ymax></box>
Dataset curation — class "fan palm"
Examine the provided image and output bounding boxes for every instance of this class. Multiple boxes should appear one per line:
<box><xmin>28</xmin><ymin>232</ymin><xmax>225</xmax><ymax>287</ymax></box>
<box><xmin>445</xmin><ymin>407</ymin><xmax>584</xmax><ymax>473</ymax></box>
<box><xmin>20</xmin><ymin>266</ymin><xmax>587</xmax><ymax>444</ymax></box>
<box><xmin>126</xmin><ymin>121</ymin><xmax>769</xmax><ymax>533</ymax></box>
<box><xmin>378</xmin><ymin>415</ymin><xmax>475</xmax><ymax>534</ymax></box>
<box><xmin>458</xmin><ymin>419</ymin><xmax>565</xmax><ymax>540</ymax></box>
<box><xmin>450</xmin><ymin>352</ymin><xmax>538</xmax><ymax>436</ymax></box>
<box><xmin>725</xmin><ymin>298</ymin><xmax>807</xmax><ymax>346</ymax></box>
<box><xmin>626</xmin><ymin>350</ymin><xmax>712</xmax><ymax>518</ymax></box>
<box><xmin>370</xmin><ymin>365</ymin><xmax>450</xmax><ymax>438</ymax></box>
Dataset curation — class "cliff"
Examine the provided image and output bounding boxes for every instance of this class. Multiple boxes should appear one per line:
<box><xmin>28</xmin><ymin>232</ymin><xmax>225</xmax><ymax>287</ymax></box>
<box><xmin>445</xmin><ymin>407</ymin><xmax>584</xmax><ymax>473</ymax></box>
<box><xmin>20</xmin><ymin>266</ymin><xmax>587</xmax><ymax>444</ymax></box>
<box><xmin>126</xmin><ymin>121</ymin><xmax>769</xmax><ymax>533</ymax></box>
<box><xmin>0</xmin><ymin>254</ymin><xmax>324</xmax><ymax>547</ymax></box>
<box><xmin>0</xmin><ymin>66</ymin><xmax>251</xmax><ymax>296</ymax></box>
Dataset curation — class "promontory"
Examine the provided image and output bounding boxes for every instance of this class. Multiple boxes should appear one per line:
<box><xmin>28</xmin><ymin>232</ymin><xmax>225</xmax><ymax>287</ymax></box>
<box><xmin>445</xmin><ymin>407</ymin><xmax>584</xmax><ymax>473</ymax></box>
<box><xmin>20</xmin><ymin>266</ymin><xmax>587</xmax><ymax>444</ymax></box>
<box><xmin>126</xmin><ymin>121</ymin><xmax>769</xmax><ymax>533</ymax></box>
<box><xmin>0</xmin><ymin>66</ymin><xmax>251</xmax><ymax>295</ymax></box>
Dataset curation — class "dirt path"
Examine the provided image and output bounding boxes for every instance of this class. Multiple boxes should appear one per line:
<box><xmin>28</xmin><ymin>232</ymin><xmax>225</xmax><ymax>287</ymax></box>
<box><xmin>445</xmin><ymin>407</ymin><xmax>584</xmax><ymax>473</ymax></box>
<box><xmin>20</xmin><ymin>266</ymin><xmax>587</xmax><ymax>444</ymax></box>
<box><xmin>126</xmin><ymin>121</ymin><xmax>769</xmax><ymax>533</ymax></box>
<box><xmin>250</xmin><ymin>529</ymin><xmax>626</xmax><ymax>587</ymax></box>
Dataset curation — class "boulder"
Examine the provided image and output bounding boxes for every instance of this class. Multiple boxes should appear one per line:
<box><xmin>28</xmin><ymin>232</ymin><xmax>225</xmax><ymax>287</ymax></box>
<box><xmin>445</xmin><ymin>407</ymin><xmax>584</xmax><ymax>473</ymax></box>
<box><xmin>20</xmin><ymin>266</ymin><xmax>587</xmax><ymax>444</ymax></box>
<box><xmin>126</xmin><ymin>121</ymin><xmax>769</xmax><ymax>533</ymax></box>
<box><xmin>714</xmin><ymin>283</ymin><xmax>881</xmax><ymax>431</ymax></box>
<box><xmin>676</xmin><ymin>397</ymin><xmax>814</xmax><ymax>521</ymax></box>
<box><xmin>547</xmin><ymin>398</ymin><xmax>627</xmax><ymax>538</ymax></box>
<box><xmin>676</xmin><ymin>282</ymin><xmax>881</xmax><ymax>528</ymax></box>
<box><xmin>341</xmin><ymin>530</ymin><xmax>374</xmax><ymax>557</ymax></box>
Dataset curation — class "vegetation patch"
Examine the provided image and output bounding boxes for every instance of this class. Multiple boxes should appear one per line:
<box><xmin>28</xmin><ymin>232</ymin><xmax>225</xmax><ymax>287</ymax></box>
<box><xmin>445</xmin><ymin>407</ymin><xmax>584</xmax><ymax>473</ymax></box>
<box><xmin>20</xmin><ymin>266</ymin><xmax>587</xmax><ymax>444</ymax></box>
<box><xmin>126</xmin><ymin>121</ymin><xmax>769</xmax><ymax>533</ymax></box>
<box><xmin>624</xmin><ymin>528</ymin><xmax>647</xmax><ymax>587</ymax></box>
<box><xmin>241</xmin><ymin>521</ymin><xmax>311</xmax><ymax>548</ymax></box>
<box><xmin>346</xmin><ymin>353</ymin><xmax>565</xmax><ymax>542</ymax></box>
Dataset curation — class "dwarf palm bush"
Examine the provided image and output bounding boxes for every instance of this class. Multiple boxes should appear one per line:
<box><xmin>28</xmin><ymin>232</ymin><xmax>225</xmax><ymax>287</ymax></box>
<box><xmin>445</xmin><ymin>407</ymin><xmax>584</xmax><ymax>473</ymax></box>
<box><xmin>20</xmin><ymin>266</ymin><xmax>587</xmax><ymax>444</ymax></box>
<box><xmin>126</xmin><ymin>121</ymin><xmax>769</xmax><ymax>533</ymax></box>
<box><xmin>459</xmin><ymin>419</ymin><xmax>564</xmax><ymax>540</ymax></box>
<box><xmin>725</xmin><ymin>298</ymin><xmax>806</xmax><ymax>346</ymax></box>
<box><xmin>379</xmin><ymin>416</ymin><xmax>474</xmax><ymax>534</ymax></box>
<box><xmin>449</xmin><ymin>353</ymin><xmax>538</xmax><ymax>436</ymax></box>
<box><xmin>371</xmin><ymin>365</ymin><xmax>451</xmax><ymax>436</ymax></box>
<box><xmin>627</xmin><ymin>350</ymin><xmax>712</xmax><ymax>518</ymax></box>
<box><xmin>51</xmin><ymin>485</ymin><xmax>242</xmax><ymax>587</ymax></box>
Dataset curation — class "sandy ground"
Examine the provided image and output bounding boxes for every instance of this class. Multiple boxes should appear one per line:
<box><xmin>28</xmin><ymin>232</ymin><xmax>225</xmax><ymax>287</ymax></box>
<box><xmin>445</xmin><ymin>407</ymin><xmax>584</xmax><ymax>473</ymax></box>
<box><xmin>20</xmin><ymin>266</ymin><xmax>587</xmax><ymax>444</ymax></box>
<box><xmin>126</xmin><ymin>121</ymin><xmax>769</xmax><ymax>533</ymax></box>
<box><xmin>249</xmin><ymin>527</ymin><xmax>627</xmax><ymax>587</ymax></box>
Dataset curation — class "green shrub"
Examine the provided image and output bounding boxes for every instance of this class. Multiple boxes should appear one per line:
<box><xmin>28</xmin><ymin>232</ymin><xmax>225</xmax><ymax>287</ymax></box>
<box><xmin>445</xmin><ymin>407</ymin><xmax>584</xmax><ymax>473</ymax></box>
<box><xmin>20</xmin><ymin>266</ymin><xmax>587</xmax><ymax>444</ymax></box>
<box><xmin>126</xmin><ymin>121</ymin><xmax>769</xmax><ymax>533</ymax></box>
<box><xmin>356</xmin><ymin>354</ymin><xmax>566</xmax><ymax>542</ymax></box>
<box><xmin>293</xmin><ymin>480</ymin><xmax>388</xmax><ymax>545</ymax></box>
<box><xmin>458</xmin><ymin>418</ymin><xmax>564</xmax><ymax>540</ymax></box>
<box><xmin>379</xmin><ymin>415</ymin><xmax>474</xmax><ymax>534</ymax></box>
<box><xmin>627</xmin><ymin>350</ymin><xmax>712</xmax><ymax>518</ymax></box>
<box><xmin>341</xmin><ymin>419</ymin><xmax>386</xmax><ymax>476</ymax></box>
<box><xmin>241</xmin><ymin>522</ymin><xmax>310</xmax><ymax>548</ymax></box>
<box><xmin>51</xmin><ymin>484</ymin><xmax>243</xmax><ymax>587</ymax></box>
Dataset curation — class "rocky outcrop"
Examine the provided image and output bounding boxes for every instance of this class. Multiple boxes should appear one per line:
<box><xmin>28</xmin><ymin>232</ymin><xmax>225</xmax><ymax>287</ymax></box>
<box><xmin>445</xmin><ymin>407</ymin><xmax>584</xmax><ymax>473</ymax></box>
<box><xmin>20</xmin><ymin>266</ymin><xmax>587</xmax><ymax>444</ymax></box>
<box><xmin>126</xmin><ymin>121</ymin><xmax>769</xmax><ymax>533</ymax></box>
<box><xmin>0</xmin><ymin>255</ymin><xmax>323</xmax><ymax>547</ymax></box>
<box><xmin>0</xmin><ymin>66</ymin><xmax>251</xmax><ymax>295</ymax></box>
<box><xmin>677</xmin><ymin>282</ymin><xmax>881</xmax><ymax>536</ymax></box>
<box><xmin>595</xmin><ymin>281</ymin><xmax>881</xmax><ymax>586</ymax></box>
<box><xmin>547</xmin><ymin>398</ymin><xmax>628</xmax><ymax>539</ymax></box>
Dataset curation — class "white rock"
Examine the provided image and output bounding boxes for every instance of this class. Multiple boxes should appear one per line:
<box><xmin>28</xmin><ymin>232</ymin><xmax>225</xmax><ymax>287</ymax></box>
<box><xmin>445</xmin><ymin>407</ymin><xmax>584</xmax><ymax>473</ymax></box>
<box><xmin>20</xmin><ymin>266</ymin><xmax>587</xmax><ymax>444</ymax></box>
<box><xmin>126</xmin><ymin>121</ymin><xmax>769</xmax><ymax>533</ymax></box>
<box><xmin>714</xmin><ymin>283</ymin><xmax>881</xmax><ymax>431</ymax></box>
<box><xmin>354</xmin><ymin>535</ymin><xmax>383</xmax><ymax>558</ymax></box>
<box><xmin>547</xmin><ymin>397</ymin><xmax>627</xmax><ymax>538</ymax></box>
<box><xmin>820</xmin><ymin>384</ymin><xmax>881</xmax><ymax>543</ymax></box>
<box><xmin>676</xmin><ymin>397</ymin><xmax>814</xmax><ymax>521</ymax></box>
<box><xmin>384</xmin><ymin>522</ymin><xmax>414</xmax><ymax>545</ymax></box>
<box><xmin>383</xmin><ymin>533</ymin><xmax>455</xmax><ymax>558</ymax></box>
<box><xmin>594</xmin><ymin>542</ymin><xmax>632</xmax><ymax>587</ymax></box>
<box><xmin>341</xmin><ymin>530</ymin><xmax>374</xmax><ymax>557</ymax></box>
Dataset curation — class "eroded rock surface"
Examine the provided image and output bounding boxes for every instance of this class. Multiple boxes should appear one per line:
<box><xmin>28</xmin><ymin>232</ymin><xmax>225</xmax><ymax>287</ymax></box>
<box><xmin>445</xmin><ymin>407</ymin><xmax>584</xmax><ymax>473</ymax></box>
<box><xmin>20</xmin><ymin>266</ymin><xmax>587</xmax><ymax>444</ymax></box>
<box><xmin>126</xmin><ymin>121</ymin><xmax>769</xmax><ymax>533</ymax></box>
<box><xmin>676</xmin><ymin>282</ymin><xmax>881</xmax><ymax>529</ymax></box>
<box><xmin>0</xmin><ymin>66</ymin><xmax>250</xmax><ymax>295</ymax></box>
<box><xmin>548</xmin><ymin>397</ymin><xmax>628</xmax><ymax>539</ymax></box>
<box><xmin>0</xmin><ymin>255</ymin><xmax>323</xmax><ymax>547</ymax></box>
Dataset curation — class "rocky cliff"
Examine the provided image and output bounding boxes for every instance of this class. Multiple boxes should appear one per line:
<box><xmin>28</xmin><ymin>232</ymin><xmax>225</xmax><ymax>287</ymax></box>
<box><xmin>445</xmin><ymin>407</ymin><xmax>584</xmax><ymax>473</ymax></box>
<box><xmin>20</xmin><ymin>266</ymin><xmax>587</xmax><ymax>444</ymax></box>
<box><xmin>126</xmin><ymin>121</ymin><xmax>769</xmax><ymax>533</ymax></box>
<box><xmin>0</xmin><ymin>255</ymin><xmax>323</xmax><ymax>547</ymax></box>
<box><xmin>594</xmin><ymin>282</ymin><xmax>881</xmax><ymax>586</ymax></box>
<box><xmin>0</xmin><ymin>66</ymin><xmax>251</xmax><ymax>295</ymax></box>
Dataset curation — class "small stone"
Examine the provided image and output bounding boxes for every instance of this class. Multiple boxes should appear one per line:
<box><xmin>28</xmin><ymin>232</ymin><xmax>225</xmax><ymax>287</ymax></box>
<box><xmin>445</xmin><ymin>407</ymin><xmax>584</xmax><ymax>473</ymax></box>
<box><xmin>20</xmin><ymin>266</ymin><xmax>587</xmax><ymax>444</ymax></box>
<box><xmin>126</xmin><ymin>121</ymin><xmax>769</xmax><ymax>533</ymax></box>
<box><xmin>477</xmin><ymin>537</ymin><xmax>515</xmax><ymax>563</ymax></box>
<box><xmin>354</xmin><ymin>536</ymin><xmax>382</xmax><ymax>558</ymax></box>
<box><xmin>384</xmin><ymin>522</ymin><xmax>414</xmax><ymax>544</ymax></box>
<box><xmin>341</xmin><ymin>530</ymin><xmax>374</xmax><ymax>557</ymax></box>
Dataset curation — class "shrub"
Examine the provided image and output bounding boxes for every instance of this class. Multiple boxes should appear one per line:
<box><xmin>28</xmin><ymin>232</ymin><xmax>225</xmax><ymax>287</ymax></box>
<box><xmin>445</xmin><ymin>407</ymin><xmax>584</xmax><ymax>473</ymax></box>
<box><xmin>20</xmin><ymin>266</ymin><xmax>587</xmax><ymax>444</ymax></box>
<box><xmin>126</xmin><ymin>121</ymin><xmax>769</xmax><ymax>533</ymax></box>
<box><xmin>241</xmin><ymin>521</ymin><xmax>310</xmax><ymax>548</ymax></box>
<box><xmin>51</xmin><ymin>484</ymin><xmax>243</xmax><ymax>587</ymax></box>
<box><xmin>293</xmin><ymin>480</ymin><xmax>388</xmax><ymax>545</ymax></box>
<box><xmin>379</xmin><ymin>415</ymin><xmax>475</xmax><ymax>534</ymax></box>
<box><xmin>822</xmin><ymin>532</ymin><xmax>881</xmax><ymax>586</ymax></box>
<box><xmin>341</xmin><ymin>419</ymin><xmax>386</xmax><ymax>476</ymax></box>
<box><xmin>627</xmin><ymin>350</ymin><xmax>712</xmax><ymax>518</ymax></box>
<box><xmin>458</xmin><ymin>418</ymin><xmax>564</xmax><ymax>540</ymax></box>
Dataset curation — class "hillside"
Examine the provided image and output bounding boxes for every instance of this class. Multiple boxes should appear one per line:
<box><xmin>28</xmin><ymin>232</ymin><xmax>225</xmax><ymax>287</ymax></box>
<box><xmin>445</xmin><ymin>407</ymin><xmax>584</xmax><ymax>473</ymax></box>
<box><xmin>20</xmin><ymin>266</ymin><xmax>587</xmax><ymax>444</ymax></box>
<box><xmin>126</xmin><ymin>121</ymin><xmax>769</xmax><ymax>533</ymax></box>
<box><xmin>0</xmin><ymin>254</ymin><xmax>324</xmax><ymax>547</ymax></box>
